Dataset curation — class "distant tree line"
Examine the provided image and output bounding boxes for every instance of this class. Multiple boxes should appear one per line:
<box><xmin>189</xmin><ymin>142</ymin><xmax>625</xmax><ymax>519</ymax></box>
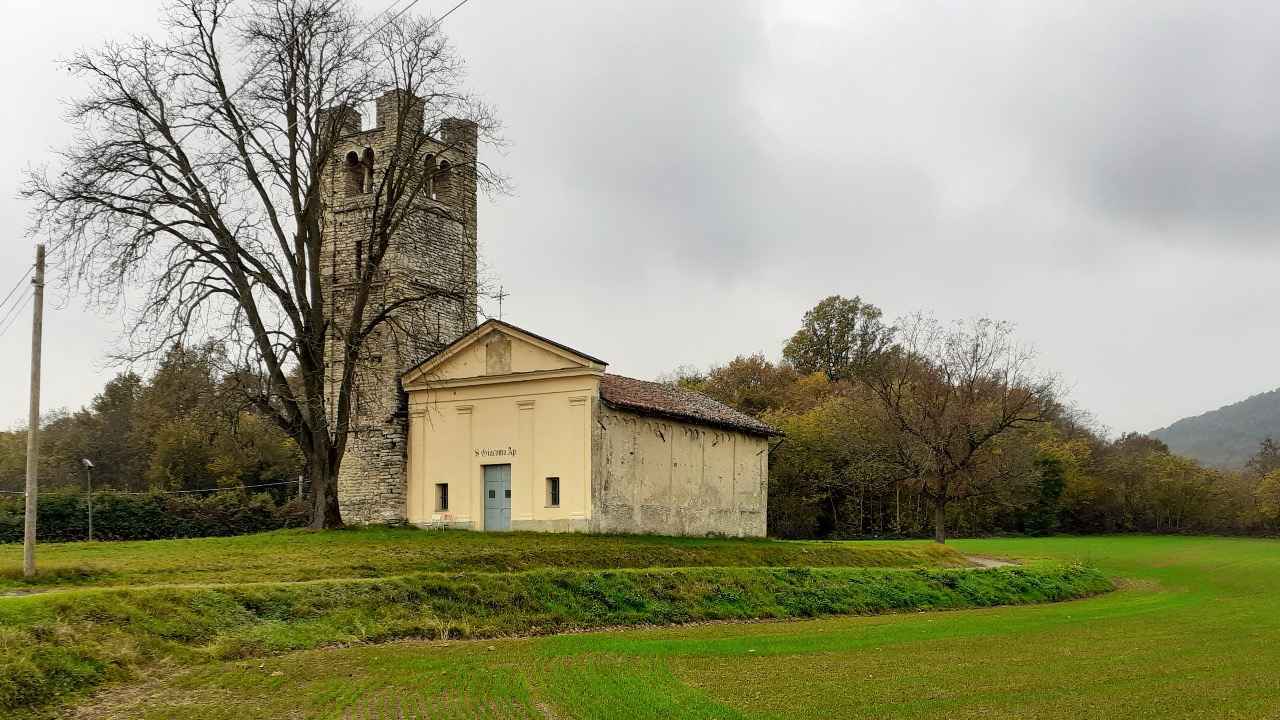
<box><xmin>0</xmin><ymin>343</ymin><xmax>303</xmax><ymax>499</ymax></box>
<box><xmin>672</xmin><ymin>296</ymin><xmax>1280</xmax><ymax>541</ymax></box>
<box><xmin>8</xmin><ymin>295</ymin><xmax>1277</xmax><ymax>543</ymax></box>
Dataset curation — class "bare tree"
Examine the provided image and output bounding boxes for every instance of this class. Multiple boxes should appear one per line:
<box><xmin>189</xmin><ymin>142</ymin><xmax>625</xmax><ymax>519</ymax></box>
<box><xmin>859</xmin><ymin>314</ymin><xmax>1060</xmax><ymax>543</ymax></box>
<box><xmin>23</xmin><ymin>0</ymin><xmax>501</xmax><ymax>528</ymax></box>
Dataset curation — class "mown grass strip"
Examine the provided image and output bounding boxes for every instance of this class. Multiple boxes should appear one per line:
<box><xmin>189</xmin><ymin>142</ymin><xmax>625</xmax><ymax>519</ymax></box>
<box><xmin>0</xmin><ymin>562</ymin><xmax>1110</xmax><ymax>714</ymax></box>
<box><xmin>0</xmin><ymin>527</ymin><xmax>968</xmax><ymax>591</ymax></box>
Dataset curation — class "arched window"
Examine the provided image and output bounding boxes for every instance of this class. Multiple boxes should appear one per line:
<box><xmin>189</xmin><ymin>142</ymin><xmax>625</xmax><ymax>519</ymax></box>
<box><xmin>362</xmin><ymin>147</ymin><xmax>375</xmax><ymax>192</ymax></box>
<box><xmin>434</xmin><ymin>160</ymin><xmax>452</xmax><ymax>199</ymax></box>
<box><xmin>344</xmin><ymin>150</ymin><xmax>363</xmax><ymax>194</ymax></box>
<box><xmin>424</xmin><ymin>154</ymin><xmax>436</xmax><ymax>198</ymax></box>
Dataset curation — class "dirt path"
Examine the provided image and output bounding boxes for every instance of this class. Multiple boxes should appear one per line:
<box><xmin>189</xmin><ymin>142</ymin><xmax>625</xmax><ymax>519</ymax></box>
<box><xmin>965</xmin><ymin>555</ymin><xmax>1017</xmax><ymax>568</ymax></box>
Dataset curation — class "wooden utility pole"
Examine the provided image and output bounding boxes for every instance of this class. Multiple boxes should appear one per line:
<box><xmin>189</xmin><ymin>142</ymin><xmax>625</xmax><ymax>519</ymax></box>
<box><xmin>23</xmin><ymin>244</ymin><xmax>45</xmax><ymax>579</ymax></box>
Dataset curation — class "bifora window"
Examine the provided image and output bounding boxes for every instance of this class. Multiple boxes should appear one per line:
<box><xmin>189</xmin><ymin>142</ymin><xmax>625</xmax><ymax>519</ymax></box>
<box><xmin>435</xmin><ymin>483</ymin><xmax>449</xmax><ymax>512</ymax></box>
<box><xmin>546</xmin><ymin>477</ymin><xmax>560</xmax><ymax>507</ymax></box>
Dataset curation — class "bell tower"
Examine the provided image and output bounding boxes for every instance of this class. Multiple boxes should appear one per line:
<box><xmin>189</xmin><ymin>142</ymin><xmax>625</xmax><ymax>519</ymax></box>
<box><xmin>319</xmin><ymin>89</ymin><xmax>479</xmax><ymax>523</ymax></box>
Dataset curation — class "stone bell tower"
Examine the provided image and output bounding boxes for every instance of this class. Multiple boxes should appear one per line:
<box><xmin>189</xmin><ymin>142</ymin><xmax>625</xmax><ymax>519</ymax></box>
<box><xmin>319</xmin><ymin>90</ymin><xmax>479</xmax><ymax>523</ymax></box>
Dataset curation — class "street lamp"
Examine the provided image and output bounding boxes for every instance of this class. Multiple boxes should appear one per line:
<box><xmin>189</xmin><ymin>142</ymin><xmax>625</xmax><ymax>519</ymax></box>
<box><xmin>81</xmin><ymin>458</ymin><xmax>94</xmax><ymax>542</ymax></box>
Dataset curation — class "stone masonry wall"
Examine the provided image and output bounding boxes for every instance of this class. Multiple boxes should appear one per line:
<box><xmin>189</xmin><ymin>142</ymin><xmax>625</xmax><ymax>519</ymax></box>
<box><xmin>320</xmin><ymin>91</ymin><xmax>479</xmax><ymax>523</ymax></box>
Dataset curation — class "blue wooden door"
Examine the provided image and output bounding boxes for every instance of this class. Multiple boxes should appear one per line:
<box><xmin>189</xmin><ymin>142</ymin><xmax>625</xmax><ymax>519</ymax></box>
<box><xmin>483</xmin><ymin>464</ymin><xmax>511</xmax><ymax>531</ymax></box>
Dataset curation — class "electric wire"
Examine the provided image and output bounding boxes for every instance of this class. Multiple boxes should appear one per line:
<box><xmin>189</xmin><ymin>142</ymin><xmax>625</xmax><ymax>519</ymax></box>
<box><xmin>0</xmin><ymin>288</ymin><xmax>33</xmax><ymax>339</ymax></box>
<box><xmin>0</xmin><ymin>264</ymin><xmax>34</xmax><ymax>319</ymax></box>
<box><xmin>0</xmin><ymin>478</ymin><xmax>310</xmax><ymax>496</ymax></box>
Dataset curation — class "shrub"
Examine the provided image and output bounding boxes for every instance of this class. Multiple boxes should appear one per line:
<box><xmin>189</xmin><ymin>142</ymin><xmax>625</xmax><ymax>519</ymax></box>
<box><xmin>0</xmin><ymin>491</ymin><xmax>306</xmax><ymax>543</ymax></box>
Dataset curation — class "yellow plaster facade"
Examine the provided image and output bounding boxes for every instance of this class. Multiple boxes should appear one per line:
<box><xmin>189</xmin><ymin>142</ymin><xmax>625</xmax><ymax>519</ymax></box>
<box><xmin>402</xmin><ymin>320</ymin><xmax>772</xmax><ymax>536</ymax></box>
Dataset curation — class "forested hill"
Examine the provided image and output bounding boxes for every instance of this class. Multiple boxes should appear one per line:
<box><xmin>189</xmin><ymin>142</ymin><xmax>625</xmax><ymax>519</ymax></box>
<box><xmin>1150</xmin><ymin>388</ymin><xmax>1280</xmax><ymax>468</ymax></box>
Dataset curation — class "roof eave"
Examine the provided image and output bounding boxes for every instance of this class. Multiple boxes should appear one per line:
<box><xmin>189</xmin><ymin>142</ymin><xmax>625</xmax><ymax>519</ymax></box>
<box><xmin>600</xmin><ymin>397</ymin><xmax>783</xmax><ymax>438</ymax></box>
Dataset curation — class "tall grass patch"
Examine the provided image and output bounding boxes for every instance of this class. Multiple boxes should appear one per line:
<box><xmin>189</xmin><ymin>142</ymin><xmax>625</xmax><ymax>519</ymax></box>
<box><xmin>0</xmin><ymin>562</ymin><xmax>1109</xmax><ymax>713</ymax></box>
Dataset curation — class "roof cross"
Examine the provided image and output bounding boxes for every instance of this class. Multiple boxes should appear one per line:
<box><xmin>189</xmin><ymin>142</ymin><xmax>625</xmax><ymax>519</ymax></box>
<box><xmin>495</xmin><ymin>285</ymin><xmax>509</xmax><ymax>320</ymax></box>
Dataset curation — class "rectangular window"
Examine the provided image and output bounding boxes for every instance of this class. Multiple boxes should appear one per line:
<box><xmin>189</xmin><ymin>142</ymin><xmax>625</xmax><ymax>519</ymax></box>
<box><xmin>435</xmin><ymin>483</ymin><xmax>449</xmax><ymax>512</ymax></box>
<box><xmin>546</xmin><ymin>477</ymin><xmax>560</xmax><ymax>508</ymax></box>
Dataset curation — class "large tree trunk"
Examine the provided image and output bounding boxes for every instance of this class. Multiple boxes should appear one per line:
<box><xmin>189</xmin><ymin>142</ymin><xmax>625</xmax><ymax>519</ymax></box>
<box><xmin>308</xmin><ymin>440</ymin><xmax>343</xmax><ymax>530</ymax></box>
<box><xmin>932</xmin><ymin>496</ymin><xmax>948</xmax><ymax>544</ymax></box>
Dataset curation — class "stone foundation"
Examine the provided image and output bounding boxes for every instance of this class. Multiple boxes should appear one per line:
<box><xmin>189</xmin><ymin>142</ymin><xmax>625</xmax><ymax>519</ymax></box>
<box><xmin>337</xmin><ymin>415</ymin><xmax>410</xmax><ymax>524</ymax></box>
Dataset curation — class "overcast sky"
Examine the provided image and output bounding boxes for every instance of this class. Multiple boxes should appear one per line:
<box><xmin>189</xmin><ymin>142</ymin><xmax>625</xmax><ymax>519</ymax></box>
<box><xmin>3</xmin><ymin>0</ymin><xmax>1280</xmax><ymax>435</ymax></box>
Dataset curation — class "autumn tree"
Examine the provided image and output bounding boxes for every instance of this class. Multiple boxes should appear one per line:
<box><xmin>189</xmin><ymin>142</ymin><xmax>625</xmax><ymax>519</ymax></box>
<box><xmin>1257</xmin><ymin>470</ymin><xmax>1280</xmax><ymax>530</ymax></box>
<box><xmin>24</xmin><ymin>0</ymin><xmax>499</xmax><ymax>527</ymax></box>
<box><xmin>783</xmin><ymin>295</ymin><xmax>894</xmax><ymax>381</ymax></box>
<box><xmin>694</xmin><ymin>354</ymin><xmax>800</xmax><ymax>416</ymax></box>
<box><xmin>137</xmin><ymin>344</ymin><xmax>301</xmax><ymax>491</ymax></box>
<box><xmin>765</xmin><ymin>387</ymin><xmax>909</xmax><ymax>538</ymax></box>
<box><xmin>858</xmin><ymin>314</ymin><xmax>1060</xmax><ymax>543</ymax></box>
<box><xmin>1246</xmin><ymin>437</ymin><xmax>1280</xmax><ymax>477</ymax></box>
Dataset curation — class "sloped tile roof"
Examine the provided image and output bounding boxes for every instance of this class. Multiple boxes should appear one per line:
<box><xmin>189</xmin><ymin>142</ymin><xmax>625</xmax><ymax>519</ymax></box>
<box><xmin>599</xmin><ymin>374</ymin><xmax>781</xmax><ymax>437</ymax></box>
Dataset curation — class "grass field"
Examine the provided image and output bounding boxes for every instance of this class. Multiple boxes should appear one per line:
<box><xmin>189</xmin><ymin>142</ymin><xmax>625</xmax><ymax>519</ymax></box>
<box><xmin>0</xmin><ymin>527</ymin><xmax>965</xmax><ymax>591</ymax></box>
<box><xmin>57</xmin><ymin>535</ymin><xmax>1280</xmax><ymax>719</ymax></box>
<box><xmin>1</xmin><ymin>528</ymin><xmax>1110</xmax><ymax>716</ymax></box>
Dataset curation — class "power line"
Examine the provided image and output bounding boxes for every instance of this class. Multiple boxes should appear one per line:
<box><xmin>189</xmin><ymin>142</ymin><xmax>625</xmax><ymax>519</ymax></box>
<box><xmin>423</xmin><ymin>0</ymin><xmax>472</xmax><ymax>32</ymax></box>
<box><xmin>0</xmin><ymin>478</ymin><xmax>309</xmax><ymax>496</ymax></box>
<box><xmin>114</xmin><ymin>479</ymin><xmax>310</xmax><ymax>495</ymax></box>
<box><xmin>0</xmin><ymin>264</ymin><xmax>34</xmax><ymax>318</ymax></box>
<box><xmin>0</xmin><ymin>288</ymin><xmax>33</xmax><ymax>339</ymax></box>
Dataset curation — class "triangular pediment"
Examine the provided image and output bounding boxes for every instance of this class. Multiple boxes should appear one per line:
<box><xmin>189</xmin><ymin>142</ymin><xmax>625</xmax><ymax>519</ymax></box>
<box><xmin>402</xmin><ymin>320</ymin><xmax>607</xmax><ymax>388</ymax></box>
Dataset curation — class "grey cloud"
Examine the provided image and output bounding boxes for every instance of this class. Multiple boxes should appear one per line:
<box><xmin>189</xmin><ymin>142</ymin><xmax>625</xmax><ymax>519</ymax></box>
<box><xmin>456</xmin><ymin>0</ymin><xmax>776</xmax><ymax>277</ymax></box>
<box><xmin>9</xmin><ymin>0</ymin><xmax>1280</xmax><ymax>436</ymax></box>
<box><xmin>1004</xmin><ymin>2</ymin><xmax>1280</xmax><ymax>234</ymax></box>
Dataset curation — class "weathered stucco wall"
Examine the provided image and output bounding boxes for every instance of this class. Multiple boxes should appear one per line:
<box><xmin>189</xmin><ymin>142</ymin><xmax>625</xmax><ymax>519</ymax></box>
<box><xmin>590</xmin><ymin>403</ymin><xmax>768</xmax><ymax>537</ymax></box>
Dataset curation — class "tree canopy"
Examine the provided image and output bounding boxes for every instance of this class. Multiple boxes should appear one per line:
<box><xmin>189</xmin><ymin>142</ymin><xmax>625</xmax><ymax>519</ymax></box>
<box><xmin>782</xmin><ymin>295</ymin><xmax>893</xmax><ymax>381</ymax></box>
<box><xmin>24</xmin><ymin>0</ymin><xmax>500</xmax><ymax>527</ymax></box>
<box><xmin>680</xmin><ymin>295</ymin><xmax>1274</xmax><ymax>541</ymax></box>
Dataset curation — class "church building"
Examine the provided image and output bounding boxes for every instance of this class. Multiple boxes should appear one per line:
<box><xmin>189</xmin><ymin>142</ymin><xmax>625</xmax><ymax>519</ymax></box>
<box><xmin>322</xmin><ymin>90</ymin><xmax>778</xmax><ymax>537</ymax></box>
<box><xmin>401</xmin><ymin>320</ymin><xmax>779</xmax><ymax>536</ymax></box>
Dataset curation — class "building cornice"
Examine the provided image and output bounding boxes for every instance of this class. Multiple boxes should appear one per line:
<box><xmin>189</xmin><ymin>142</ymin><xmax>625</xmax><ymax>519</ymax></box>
<box><xmin>404</xmin><ymin>366</ymin><xmax>604</xmax><ymax>393</ymax></box>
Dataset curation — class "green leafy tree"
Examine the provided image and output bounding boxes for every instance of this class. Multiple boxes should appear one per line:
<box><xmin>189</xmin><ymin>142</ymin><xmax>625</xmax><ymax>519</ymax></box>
<box><xmin>783</xmin><ymin>296</ymin><xmax>893</xmax><ymax>381</ymax></box>
<box><xmin>146</xmin><ymin>419</ymin><xmax>218</xmax><ymax>491</ymax></box>
<box><xmin>1023</xmin><ymin>455</ymin><xmax>1065</xmax><ymax>535</ymax></box>
<box><xmin>765</xmin><ymin>392</ymin><xmax>904</xmax><ymax>538</ymax></box>
<box><xmin>0</xmin><ymin>341</ymin><xmax>301</xmax><ymax>496</ymax></box>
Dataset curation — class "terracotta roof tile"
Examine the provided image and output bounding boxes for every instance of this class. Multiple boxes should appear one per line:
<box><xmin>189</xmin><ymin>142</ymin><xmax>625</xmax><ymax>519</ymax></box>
<box><xmin>599</xmin><ymin>374</ymin><xmax>781</xmax><ymax>437</ymax></box>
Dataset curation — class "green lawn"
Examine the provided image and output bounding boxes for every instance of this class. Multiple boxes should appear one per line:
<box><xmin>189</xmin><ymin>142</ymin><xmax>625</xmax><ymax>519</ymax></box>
<box><xmin>0</xmin><ymin>527</ymin><xmax>964</xmax><ymax>591</ymax></box>
<box><xmin>6</xmin><ymin>528</ymin><xmax>1106</xmax><ymax>715</ymax></box>
<box><xmin>62</xmin><ymin>535</ymin><xmax>1280</xmax><ymax>719</ymax></box>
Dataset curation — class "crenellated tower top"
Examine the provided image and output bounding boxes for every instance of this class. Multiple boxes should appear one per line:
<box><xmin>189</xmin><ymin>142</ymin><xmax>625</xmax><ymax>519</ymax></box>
<box><xmin>319</xmin><ymin>88</ymin><xmax>479</xmax><ymax>524</ymax></box>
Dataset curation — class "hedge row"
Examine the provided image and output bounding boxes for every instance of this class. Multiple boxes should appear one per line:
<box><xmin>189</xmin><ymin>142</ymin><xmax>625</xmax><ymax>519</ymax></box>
<box><xmin>0</xmin><ymin>491</ymin><xmax>307</xmax><ymax>543</ymax></box>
